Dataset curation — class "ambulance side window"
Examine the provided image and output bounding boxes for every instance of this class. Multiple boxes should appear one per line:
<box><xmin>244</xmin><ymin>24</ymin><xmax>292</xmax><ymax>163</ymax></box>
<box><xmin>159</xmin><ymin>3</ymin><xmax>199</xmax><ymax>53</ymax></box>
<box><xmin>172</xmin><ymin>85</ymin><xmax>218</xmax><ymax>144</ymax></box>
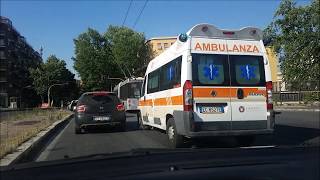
<box><xmin>160</xmin><ymin>56</ymin><xmax>182</xmax><ymax>91</ymax></box>
<box><xmin>147</xmin><ymin>70</ymin><xmax>160</xmax><ymax>94</ymax></box>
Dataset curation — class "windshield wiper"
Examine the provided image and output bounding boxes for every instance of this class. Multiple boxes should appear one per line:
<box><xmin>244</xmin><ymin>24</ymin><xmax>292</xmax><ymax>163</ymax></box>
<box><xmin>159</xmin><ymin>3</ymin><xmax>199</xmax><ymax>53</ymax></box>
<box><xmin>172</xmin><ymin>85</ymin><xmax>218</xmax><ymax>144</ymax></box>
<box><xmin>61</xmin><ymin>148</ymin><xmax>171</xmax><ymax>161</ymax></box>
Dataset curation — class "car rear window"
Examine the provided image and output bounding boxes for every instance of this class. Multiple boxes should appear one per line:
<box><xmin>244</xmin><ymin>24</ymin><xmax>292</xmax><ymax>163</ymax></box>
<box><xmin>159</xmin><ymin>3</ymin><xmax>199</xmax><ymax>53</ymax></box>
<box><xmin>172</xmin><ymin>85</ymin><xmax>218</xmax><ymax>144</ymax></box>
<box><xmin>79</xmin><ymin>93</ymin><xmax>120</xmax><ymax>105</ymax></box>
<box><xmin>229</xmin><ymin>55</ymin><xmax>265</xmax><ymax>86</ymax></box>
<box><xmin>192</xmin><ymin>54</ymin><xmax>229</xmax><ymax>86</ymax></box>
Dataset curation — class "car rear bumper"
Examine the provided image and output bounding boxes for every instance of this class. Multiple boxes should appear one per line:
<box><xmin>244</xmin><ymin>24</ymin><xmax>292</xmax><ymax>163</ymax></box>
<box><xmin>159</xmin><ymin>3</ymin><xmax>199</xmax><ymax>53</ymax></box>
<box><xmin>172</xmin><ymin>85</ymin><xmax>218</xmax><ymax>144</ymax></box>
<box><xmin>75</xmin><ymin>113</ymin><xmax>125</xmax><ymax>127</ymax></box>
<box><xmin>173</xmin><ymin>110</ymin><xmax>275</xmax><ymax>138</ymax></box>
<box><xmin>79</xmin><ymin>122</ymin><xmax>121</xmax><ymax>128</ymax></box>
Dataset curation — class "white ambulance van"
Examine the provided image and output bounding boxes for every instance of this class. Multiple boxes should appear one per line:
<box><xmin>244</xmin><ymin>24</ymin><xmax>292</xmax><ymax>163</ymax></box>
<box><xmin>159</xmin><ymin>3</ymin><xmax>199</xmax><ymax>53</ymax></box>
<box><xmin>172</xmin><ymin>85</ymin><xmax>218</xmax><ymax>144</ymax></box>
<box><xmin>138</xmin><ymin>24</ymin><xmax>274</xmax><ymax>148</ymax></box>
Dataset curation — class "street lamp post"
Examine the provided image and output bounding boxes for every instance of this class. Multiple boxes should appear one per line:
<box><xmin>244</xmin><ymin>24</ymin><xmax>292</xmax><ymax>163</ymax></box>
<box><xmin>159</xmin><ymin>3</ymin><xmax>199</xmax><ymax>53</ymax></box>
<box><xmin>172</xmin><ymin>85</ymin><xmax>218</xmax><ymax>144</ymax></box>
<box><xmin>107</xmin><ymin>77</ymin><xmax>125</xmax><ymax>91</ymax></box>
<box><xmin>47</xmin><ymin>83</ymin><xmax>68</xmax><ymax>107</ymax></box>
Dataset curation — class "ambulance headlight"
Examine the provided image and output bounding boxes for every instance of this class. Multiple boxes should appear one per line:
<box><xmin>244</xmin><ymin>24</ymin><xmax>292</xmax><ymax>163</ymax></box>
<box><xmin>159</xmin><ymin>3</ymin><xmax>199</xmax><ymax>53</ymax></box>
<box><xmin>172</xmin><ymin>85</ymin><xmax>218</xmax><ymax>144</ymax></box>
<box><xmin>178</xmin><ymin>33</ymin><xmax>188</xmax><ymax>42</ymax></box>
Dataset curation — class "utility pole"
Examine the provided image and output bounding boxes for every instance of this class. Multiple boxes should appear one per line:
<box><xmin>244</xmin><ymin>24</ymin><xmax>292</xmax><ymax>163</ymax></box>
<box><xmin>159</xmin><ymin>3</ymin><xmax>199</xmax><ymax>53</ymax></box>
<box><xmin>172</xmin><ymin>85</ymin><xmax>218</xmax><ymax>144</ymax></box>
<box><xmin>39</xmin><ymin>46</ymin><xmax>43</xmax><ymax>59</ymax></box>
<box><xmin>48</xmin><ymin>83</ymin><xmax>68</xmax><ymax>107</ymax></box>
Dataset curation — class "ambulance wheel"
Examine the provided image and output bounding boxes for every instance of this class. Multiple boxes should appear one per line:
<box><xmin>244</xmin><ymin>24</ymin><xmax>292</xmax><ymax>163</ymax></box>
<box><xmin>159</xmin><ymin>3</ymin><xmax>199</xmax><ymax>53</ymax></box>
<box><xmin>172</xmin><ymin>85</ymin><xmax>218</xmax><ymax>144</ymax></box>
<box><xmin>138</xmin><ymin>112</ymin><xmax>150</xmax><ymax>130</ymax></box>
<box><xmin>166</xmin><ymin>118</ymin><xmax>184</xmax><ymax>148</ymax></box>
<box><xmin>236</xmin><ymin>136</ymin><xmax>255</xmax><ymax>147</ymax></box>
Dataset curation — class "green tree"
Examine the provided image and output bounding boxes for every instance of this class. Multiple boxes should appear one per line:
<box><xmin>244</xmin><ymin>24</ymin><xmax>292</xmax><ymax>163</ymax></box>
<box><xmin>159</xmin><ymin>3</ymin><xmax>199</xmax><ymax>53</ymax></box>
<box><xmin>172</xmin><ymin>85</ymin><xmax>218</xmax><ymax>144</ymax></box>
<box><xmin>73</xmin><ymin>26</ymin><xmax>152</xmax><ymax>91</ymax></box>
<box><xmin>104</xmin><ymin>25</ymin><xmax>152</xmax><ymax>77</ymax></box>
<box><xmin>73</xmin><ymin>28</ymin><xmax>115</xmax><ymax>91</ymax></box>
<box><xmin>266</xmin><ymin>0</ymin><xmax>319</xmax><ymax>85</ymax></box>
<box><xmin>30</xmin><ymin>55</ymin><xmax>77</xmax><ymax>105</ymax></box>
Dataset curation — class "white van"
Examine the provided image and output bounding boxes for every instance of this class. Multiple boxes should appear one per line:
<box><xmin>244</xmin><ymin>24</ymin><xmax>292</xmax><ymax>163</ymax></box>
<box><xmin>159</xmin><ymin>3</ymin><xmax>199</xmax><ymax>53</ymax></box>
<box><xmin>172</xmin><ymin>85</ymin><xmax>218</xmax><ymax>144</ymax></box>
<box><xmin>138</xmin><ymin>24</ymin><xmax>274</xmax><ymax>148</ymax></box>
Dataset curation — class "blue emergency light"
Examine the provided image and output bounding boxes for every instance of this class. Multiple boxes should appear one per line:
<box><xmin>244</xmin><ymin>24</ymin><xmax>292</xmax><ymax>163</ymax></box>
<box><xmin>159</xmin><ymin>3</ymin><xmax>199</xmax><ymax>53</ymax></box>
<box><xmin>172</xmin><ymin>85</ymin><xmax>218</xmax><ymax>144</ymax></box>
<box><xmin>178</xmin><ymin>33</ymin><xmax>188</xmax><ymax>42</ymax></box>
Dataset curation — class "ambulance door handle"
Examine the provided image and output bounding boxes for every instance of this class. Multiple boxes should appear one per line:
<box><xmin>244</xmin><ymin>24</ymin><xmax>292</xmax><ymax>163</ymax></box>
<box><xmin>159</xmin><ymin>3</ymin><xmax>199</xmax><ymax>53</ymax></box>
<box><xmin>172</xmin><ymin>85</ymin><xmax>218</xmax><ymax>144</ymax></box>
<box><xmin>237</xmin><ymin>88</ymin><xmax>244</xmax><ymax>99</ymax></box>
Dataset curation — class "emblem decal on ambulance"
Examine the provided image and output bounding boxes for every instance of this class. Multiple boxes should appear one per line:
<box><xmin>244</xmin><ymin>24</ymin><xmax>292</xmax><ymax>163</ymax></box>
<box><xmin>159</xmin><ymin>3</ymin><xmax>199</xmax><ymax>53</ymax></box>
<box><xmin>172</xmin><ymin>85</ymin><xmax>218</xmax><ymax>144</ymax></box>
<box><xmin>203</xmin><ymin>64</ymin><xmax>219</xmax><ymax>80</ymax></box>
<box><xmin>211</xmin><ymin>90</ymin><xmax>217</xmax><ymax>97</ymax></box>
<box><xmin>239</xmin><ymin>106</ymin><xmax>245</xmax><ymax>113</ymax></box>
<box><xmin>240</xmin><ymin>65</ymin><xmax>256</xmax><ymax>80</ymax></box>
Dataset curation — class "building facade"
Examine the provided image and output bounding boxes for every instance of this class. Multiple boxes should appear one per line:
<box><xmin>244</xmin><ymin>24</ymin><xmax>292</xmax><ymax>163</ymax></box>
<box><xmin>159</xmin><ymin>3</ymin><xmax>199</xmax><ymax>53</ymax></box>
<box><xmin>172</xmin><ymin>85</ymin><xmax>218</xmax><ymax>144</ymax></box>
<box><xmin>0</xmin><ymin>16</ymin><xmax>42</xmax><ymax>108</ymax></box>
<box><xmin>146</xmin><ymin>36</ymin><xmax>177</xmax><ymax>57</ymax></box>
<box><xmin>265</xmin><ymin>46</ymin><xmax>285</xmax><ymax>92</ymax></box>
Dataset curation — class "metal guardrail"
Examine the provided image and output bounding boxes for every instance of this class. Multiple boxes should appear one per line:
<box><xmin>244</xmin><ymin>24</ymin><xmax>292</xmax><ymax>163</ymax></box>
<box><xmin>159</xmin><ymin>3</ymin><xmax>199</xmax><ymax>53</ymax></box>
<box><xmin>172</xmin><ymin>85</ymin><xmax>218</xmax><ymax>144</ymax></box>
<box><xmin>0</xmin><ymin>107</ymin><xmax>62</xmax><ymax>113</ymax></box>
<box><xmin>273</xmin><ymin>91</ymin><xmax>320</xmax><ymax>102</ymax></box>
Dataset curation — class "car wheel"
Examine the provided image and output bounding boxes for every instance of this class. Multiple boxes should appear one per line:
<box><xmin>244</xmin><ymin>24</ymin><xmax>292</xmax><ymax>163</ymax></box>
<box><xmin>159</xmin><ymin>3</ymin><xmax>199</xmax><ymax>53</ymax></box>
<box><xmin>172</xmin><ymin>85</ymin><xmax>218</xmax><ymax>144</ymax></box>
<box><xmin>236</xmin><ymin>136</ymin><xmax>255</xmax><ymax>147</ymax></box>
<box><xmin>75</xmin><ymin>125</ymin><xmax>82</xmax><ymax>134</ymax></box>
<box><xmin>138</xmin><ymin>112</ymin><xmax>150</xmax><ymax>130</ymax></box>
<box><xmin>166</xmin><ymin>118</ymin><xmax>184</xmax><ymax>148</ymax></box>
<box><xmin>119</xmin><ymin>122</ymin><xmax>126</xmax><ymax>132</ymax></box>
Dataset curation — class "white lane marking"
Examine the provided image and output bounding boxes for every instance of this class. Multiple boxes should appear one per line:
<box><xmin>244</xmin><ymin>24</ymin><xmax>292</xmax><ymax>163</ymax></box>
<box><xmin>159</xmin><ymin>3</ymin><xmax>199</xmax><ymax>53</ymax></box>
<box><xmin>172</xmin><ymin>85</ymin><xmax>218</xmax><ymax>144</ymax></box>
<box><xmin>240</xmin><ymin>145</ymin><xmax>276</xmax><ymax>149</ymax></box>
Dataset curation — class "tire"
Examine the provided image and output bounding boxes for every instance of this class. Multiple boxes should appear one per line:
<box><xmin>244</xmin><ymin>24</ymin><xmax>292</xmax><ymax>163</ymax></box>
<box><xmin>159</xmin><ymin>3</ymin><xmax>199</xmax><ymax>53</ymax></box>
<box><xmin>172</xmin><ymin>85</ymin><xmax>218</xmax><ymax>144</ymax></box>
<box><xmin>138</xmin><ymin>112</ymin><xmax>150</xmax><ymax>130</ymax></box>
<box><xmin>236</xmin><ymin>136</ymin><xmax>255</xmax><ymax>147</ymax></box>
<box><xmin>118</xmin><ymin>122</ymin><xmax>126</xmax><ymax>132</ymax></box>
<box><xmin>166</xmin><ymin>118</ymin><xmax>184</xmax><ymax>148</ymax></box>
<box><xmin>75</xmin><ymin>125</ymin><xmax>82</xmax><ymax>134</ymax></box>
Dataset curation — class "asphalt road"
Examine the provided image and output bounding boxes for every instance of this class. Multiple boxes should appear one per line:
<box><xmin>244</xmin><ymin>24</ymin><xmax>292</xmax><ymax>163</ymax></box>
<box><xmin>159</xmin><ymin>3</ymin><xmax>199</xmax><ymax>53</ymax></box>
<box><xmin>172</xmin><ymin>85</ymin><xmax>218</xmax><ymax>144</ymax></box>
<box><xmin>36</xmin><ymin>111</ymin><xmax>320</xmax><ymax>162</ymax></box>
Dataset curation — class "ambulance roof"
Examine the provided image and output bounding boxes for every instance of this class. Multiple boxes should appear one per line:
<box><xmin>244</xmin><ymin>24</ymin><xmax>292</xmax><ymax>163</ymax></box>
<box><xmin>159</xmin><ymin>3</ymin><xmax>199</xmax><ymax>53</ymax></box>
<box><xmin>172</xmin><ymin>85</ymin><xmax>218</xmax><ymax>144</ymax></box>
<box><xmin>146</xmin><ymin>23</ymin><xmax>263</xmax><ymax>74</ymax></box>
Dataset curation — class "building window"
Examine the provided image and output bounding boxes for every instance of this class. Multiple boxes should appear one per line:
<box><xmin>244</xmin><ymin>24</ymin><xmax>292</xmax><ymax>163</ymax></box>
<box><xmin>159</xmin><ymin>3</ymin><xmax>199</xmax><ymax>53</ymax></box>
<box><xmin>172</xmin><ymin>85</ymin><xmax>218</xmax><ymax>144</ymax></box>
<box><xmin>0</xmin><ymin>39</ymin><xmax>5</xmax><ymax>46</ymax></box>
<box><xmin>164</xmin><ymin>43</ymin><xmax>169</xmax><ymax>49</ymax></box>
<box><xmin>0</xmin><ymin>51</ymin><xmax>5</xmax><ymax>59</ymax></box>
<box><xmin>157</xmin><ymin>43</ymin><xmax>162</xmax><ymax>50</ymax></box>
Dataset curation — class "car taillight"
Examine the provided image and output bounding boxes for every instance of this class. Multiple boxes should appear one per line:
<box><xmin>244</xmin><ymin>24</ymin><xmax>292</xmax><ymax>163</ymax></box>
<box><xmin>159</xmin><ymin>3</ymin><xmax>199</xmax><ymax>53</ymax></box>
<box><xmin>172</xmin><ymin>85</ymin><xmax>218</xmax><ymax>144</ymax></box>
<box><xmin>92</xmin><ymin>92</ymin><xmax>108</xmax><ymax>96</ymax></box>
<box><xmin>266</xmin><ymin>81</ymin><xmax>273</xmax><ymax>110</ymax></box>
<box><xmin>183</xmin><ymin>80</ymin><xmax>193</xmax><ymax>111</ymax></box>
<box><xmin>116</xmin><ymin>103</ymin><xmax>125</xmax><ymax>111</ymax></box>
<box><xmin>77</xmin><ymin>105</ymin><xmax>86</xmax><ymax>113</ymax></box>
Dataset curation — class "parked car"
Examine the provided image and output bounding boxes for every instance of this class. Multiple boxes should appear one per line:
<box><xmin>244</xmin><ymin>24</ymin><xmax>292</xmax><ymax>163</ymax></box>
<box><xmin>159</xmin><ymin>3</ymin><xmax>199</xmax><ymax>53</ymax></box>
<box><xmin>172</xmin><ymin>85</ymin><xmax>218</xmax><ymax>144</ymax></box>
<box><xmin>74</xmin><ymin>91</ymin><xmax>126</xmax><ymax>134</ymax></box>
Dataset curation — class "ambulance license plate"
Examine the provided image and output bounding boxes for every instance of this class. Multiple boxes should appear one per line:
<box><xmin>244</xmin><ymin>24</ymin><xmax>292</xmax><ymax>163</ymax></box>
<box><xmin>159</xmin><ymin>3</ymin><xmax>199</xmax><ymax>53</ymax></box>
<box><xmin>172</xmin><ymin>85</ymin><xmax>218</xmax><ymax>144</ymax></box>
<box><xmin>199</xmin><ymin>106</ymin><xmax>224</xmax><ymax>114</ymax></box>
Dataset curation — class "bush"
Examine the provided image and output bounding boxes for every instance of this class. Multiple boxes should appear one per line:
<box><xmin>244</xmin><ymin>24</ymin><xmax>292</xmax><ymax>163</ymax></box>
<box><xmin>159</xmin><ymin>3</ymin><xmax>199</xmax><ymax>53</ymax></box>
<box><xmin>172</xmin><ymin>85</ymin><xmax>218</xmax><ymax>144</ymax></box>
<box><xmin>303</xmin><ymin>92</ymin><xmax>320</xmax><ymax>104</ymax></box>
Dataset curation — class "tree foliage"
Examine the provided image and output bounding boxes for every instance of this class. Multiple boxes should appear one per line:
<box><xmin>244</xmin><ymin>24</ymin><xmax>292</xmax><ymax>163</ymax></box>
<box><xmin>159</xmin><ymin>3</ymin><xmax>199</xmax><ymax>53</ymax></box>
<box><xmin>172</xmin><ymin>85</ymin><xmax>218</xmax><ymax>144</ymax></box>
<box><xmin>73</xmin><ymin>28</ymin><xmax>114</xmax><ymax>91</ymax></box>
<box><xmin>265</xmin><ymin>0</ymin><xmax>319</xmax><ymax>84</ymax></box>
<box><xmin>104</xmin><ymin>26</ymin><xmax>152</xmax><ymax>77</ymax></box>
<box><xmin>29</xmin><ymin>55</ymin><xmax>78</xmax><ymax>104</ymax></box>
<box><xmin>73</xmin><ymin>26</ymin><xmax>152</xmax><ymax>91</ymax></box>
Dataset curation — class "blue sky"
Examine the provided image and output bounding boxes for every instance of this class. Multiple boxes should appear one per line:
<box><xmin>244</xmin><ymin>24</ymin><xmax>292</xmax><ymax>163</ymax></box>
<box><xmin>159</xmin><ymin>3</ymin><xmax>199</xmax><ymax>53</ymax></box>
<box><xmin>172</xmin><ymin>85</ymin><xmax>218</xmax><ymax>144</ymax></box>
<box><xmin>1</xmin><ymin>0</ymin><xmax>310</xmax><ymax>78</ymax></box>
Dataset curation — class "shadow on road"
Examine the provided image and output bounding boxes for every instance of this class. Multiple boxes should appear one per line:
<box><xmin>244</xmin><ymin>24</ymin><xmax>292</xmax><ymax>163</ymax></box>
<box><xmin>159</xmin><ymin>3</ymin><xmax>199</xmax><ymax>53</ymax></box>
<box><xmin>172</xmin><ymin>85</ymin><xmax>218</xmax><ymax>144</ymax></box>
<box><xmin>273</xmin><ymin>125</ymin><xmax>320</xmax><ymax>146</ymax></box>
<box><xmin>81</xmin><ymin>120</ymin><xmax>140</xmax><ymax>134</ymax></box>
<box><xmin>76</xmin><ymin>118</ymin><xmax>320</xmax><ymax>149</ymax></box>
<box><xmin>192</xmin><ymin>125</ymin><xmax>320</xmax><ymax>148</ymax></box>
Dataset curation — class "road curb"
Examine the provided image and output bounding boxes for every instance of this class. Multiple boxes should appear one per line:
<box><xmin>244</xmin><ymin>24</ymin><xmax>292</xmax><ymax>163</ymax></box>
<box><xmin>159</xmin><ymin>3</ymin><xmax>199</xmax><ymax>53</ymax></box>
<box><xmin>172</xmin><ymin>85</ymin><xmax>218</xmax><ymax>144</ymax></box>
<box><xmin>0</xmin><ymin>114</ymin><xmax>73</xmax><ymax>166</ymax></box>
